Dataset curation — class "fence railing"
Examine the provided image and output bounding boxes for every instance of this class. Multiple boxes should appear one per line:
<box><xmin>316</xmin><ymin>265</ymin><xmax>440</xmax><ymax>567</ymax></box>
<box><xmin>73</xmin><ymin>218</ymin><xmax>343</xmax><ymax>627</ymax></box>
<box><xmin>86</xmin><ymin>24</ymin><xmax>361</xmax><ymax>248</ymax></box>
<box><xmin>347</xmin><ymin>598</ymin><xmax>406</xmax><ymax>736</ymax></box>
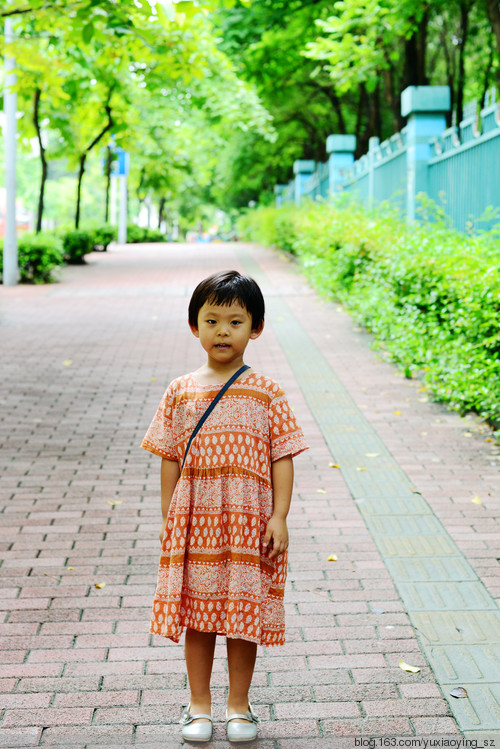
<box><xmin>276</xmin><ymin>85</ymin><xmax>500</xmax><ymax>232</ymax></box>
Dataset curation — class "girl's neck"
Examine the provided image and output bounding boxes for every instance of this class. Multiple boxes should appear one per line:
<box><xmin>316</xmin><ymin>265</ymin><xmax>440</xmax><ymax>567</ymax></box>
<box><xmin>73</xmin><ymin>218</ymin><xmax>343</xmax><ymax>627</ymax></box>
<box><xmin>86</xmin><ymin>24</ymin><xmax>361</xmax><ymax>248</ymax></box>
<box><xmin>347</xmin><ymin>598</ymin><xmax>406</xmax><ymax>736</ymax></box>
<box><xmin>194</xmin><ymin>359</ymin><xmax>249</xmax><ymax>385</ymax></box>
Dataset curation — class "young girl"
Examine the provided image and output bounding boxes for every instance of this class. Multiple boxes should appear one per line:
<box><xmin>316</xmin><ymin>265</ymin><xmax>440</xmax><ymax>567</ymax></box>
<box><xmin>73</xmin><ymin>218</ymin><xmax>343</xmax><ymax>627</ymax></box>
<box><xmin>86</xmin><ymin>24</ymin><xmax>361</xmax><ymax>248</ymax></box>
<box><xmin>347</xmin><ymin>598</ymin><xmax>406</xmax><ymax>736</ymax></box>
<box><xmin>141</xmin><ymin>270</ymin><xmax>308</xmax><ymax>743</ymax></box>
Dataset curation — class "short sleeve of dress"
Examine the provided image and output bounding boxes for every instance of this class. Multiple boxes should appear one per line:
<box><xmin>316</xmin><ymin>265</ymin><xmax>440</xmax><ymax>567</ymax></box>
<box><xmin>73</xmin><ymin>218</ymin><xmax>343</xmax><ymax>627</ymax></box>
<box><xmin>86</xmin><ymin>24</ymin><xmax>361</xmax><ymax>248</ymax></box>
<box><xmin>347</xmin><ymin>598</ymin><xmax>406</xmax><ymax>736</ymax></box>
<box><xmin>269</xmin><ymin>387</ymin><xmax>308</xmax><ymax>463</ymax></box>
<box><xmin>141</xmin><ymin>385</ymin><xmax>177</xmax><ymax>461</ymax></box>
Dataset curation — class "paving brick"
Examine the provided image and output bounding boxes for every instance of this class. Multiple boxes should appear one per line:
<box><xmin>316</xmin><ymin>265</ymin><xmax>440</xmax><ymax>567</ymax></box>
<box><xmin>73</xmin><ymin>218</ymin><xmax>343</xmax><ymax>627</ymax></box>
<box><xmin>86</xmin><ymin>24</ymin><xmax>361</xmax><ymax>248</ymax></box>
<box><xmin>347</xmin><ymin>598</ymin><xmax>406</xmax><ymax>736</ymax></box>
<box><xmin>322</xmin><ymin>717</ymin><xmax>414</xmax><ymax>736</ymax></box>
<box><xmin>16</xmin><ymin>676</ymin><xmax>100</xmax><ymax>693</ymax></box>
<box><xmin>275</xmin><ymin>701</ymin><xmax>360</xmax><ymax>719</ymax></box>
<box><xmin>53</xmin><ymin>690</ymin><xmax>139</xmax><ymax>707</ymax></box>
<box><xmin>0</xmin><ymin>727</ymin><xmax>42</xmax><ymax>747</ymax></box>
<box><xmin>314</xmin><ymin>684</ymin><xmax>399</xmax><ymax>701</ymax></box>
<box><xmin>0</xmin><ymin>692</ymin><xmax>53</xmax><ymax>709</ymax></box>
<box><xmin>362</xmin><ymin>698</ymin><xmax>451</xmax><ymax>717</ymax></box>
<box><xmin>2</xmin><ymin>707</ymin><xmax>93</xmax><ymax>727</ymax></box>
<box><xmin>40</xmin><ymin>725</ymin><xmax>134</xmax><ymax>745</ymax></box>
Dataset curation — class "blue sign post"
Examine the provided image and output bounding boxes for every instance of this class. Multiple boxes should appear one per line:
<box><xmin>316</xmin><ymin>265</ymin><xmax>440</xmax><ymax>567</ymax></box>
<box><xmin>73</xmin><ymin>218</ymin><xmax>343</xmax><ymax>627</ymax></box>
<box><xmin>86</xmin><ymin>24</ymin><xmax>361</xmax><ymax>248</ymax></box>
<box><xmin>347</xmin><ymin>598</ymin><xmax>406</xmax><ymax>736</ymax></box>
<box><xmin>112</xmin><ymin>148</ymin><xmax>129</xmax><ymax>244</ymax></box>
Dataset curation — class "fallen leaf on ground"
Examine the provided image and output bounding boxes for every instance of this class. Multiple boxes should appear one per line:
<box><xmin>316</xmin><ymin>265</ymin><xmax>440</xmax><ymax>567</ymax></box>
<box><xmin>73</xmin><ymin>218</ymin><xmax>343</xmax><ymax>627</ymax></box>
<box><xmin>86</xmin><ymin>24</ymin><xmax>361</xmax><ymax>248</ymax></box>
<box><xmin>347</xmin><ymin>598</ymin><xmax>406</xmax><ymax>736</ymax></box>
<box><xmin>94</xmin><ymin>582</ymin><xmax>106</xmax><ymax>589</ymax></box>
<box><xmin>107</xmin><ymin>500</ymin><xmax>123</xmax><ymax>506</ymax></box>
<box><xmin>471</xmin><ymin>495</ymin><xmax>482</xmax><ymax>504</ymax></box>
<box><xmin>356</xmin><ymin>467</ymin><xmax>366</xmax><ymax>472</ymax></box>
<box><xmin>151</xmin><ymin>377</ymin><xmax>157</xmax><ymax>382</ymax></box>
<box><xmin>327</xmin><ymin>554</ymin><xmax>338</xmax><ymax>562</ymax></box>
<box><xmin>43</xmin><ymin>572</ymin><xmax>61</xmax><ymax>582</ymax></box>
<box><xmin>329</xmin><ymin>463</ymin><xmax>340</xmax><ymax>469</ymax></box>
<box><xmin>365</xmin><ymin>453</ymin><xmax>379</xmax><ymax>458</ymax></box>
<box><xmin>450</xmin><ymin>687</ymin><xmax>468</xmax><ymax>699</ymax></box>
<box><xmin>317</xmin><ymin>489</ymin><xmax>327</xmax><ymax>494</ymax></box>
<box><xmin>394</xmin><ymin>411</ymin><xmax>402</xmax><ymax>415</ymax></box>
<box><xmin>67</xmin><ymin>567</ymin><xmax>74</xmax><ymax>571</ymax></box>
<box><xmin>418</xmin><ymin>387</ymin><xmax>427</xmax><ymax>393</ymax></box>
<box><xmin>485</xmin><ymin>438</ymin><xmax>493</xmax><ymax>443</ymax></box>
<box><xmin>62</xmin><ymin>360</ymin><xmax>72</xmax><ymax>366</ymax></box>
<box><xmin>399</xmin><ymin>660</ymin><xmax>420</xmax><ymax>673</ymax></box>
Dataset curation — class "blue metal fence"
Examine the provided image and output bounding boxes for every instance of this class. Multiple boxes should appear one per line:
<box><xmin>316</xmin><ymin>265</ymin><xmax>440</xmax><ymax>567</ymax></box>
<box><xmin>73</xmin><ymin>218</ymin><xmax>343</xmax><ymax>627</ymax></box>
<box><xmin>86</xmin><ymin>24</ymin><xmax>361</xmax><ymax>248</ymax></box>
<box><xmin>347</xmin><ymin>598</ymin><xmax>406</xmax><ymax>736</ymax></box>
<box><xmin>428</xmin><ymin>96</ymin><xmax>500</xmax><ymax>230</ymax></box>
<box><xmin>277</xmin><ymin>85</ymin><xmax>500</xmax><ymax>233</ymax></box>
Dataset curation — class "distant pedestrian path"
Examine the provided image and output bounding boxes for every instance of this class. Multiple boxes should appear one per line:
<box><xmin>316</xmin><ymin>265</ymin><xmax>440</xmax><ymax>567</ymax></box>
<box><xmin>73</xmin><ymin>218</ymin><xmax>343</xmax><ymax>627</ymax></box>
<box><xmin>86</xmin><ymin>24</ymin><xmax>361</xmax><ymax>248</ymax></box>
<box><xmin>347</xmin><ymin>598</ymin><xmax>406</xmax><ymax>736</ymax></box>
<box><xmin>1</xmin><ymin>242</ymin><xmax>498</xmax><ymax>745</ymax></box>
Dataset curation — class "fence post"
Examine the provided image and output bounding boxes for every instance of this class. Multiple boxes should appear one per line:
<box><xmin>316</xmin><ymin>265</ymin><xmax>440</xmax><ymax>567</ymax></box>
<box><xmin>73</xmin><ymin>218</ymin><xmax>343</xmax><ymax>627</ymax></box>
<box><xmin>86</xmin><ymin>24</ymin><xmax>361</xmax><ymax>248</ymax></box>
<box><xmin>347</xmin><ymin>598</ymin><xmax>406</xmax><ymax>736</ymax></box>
<box><xmin>293</xmin><ymin>160</ymin><xmax>315</xmax><ymax>204</ymax></box>
<box><xmin>326</xmin><ymin>135</ymin><xmax>356</xmax><ymax>194</ymax></box>
<box><xmin>368</xmin><ymin>137</ymin><xmax>380</xmax><ymax>205</ymax></box>
<box><xmin>274</xmin><ymin>184</ymin><xmax>285</xmax><ymax>207</ymax></box>
<box><xmin>401</xmin><ymin>85</ymin><xmax>450</xmax><ymax>222</ymax></box>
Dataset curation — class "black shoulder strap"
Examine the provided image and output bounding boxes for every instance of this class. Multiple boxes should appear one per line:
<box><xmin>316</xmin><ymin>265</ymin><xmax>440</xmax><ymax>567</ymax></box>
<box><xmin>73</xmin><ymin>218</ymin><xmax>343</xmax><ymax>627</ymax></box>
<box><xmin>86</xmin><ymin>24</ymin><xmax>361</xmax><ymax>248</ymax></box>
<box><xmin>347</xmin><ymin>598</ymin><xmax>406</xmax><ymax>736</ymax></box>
<box><xmin>181</xmin><ymin>364</ymin><xmax>250</xmax><ymax>471</ymax></box>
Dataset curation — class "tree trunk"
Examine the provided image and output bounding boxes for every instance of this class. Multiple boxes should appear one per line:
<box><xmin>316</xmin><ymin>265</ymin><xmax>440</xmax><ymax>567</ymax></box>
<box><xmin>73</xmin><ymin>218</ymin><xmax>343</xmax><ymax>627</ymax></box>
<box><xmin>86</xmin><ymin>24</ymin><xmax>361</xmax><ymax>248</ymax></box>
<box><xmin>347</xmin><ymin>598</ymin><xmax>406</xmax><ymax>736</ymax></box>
<box><xmin>158</xmin><ymin>196</ymin><xmax>166</xmax><ymax>230</ymax></box>
<box><xmin>75</xmin><ymin>153</ymin><xmax>86</xmax><ymax>229</ymax></box>
<box><xmin>74</xmin><ymin>100</ymin><xmax>114</xmax><ymax>229</ymax></box>
<box><xmin>33</xmin><ymin>87</ymin><xmax>48</xmax><ymax>233</ymax></box>
<box><xmin>321</xmin><ymin>83</ymin><xmax>346</xmax><ymax>134</ymax></box>
<box><xmin>417</xmin><ymin>9</ymin><xmax>429</xmax><ymax>85</ymax></box>
<box><xmin>104</xmin><ymin>146</ymin><xmax>113</xmax><ymax>224</ymax></box>
<box><xmin>480</xmin><ymin>42</ymin><xmax>494</xmax><ymax>108</ymax></box>
<box><xmin>485</xmin><ymin>0</ymin><xmax>500</xmax><ymax>90</ymax></box>
<box><xmin>404</xmin><ymin>10</ymin><xmax>430</xmax><ymax>89</ymax></box>
<box><xmin>355</xmin><ymin>85</ymin><xmax>367</xmax><ymax>157</ymax></box>
<box><xmin>441</xmin><ymin>23</ymin><xmax>455</xmax><ymax>127</ymax></box>
<box><xmin>456</xmin><ymin>0</ymin><xmax>471</xmax><ymax>125</ymax></box>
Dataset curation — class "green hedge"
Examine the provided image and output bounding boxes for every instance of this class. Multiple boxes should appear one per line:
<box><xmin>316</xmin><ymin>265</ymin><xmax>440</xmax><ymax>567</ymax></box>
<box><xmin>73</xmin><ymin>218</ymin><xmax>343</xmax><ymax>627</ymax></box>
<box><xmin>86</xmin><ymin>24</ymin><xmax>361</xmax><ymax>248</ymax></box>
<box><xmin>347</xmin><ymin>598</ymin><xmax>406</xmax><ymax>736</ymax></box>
<box><xmin>92</xmin><ymin>224</ymin><xmax>116</xmax><ymax>251</ymax></box>
<box><xmin>238</xmin><ymin>199</ymin><xmax>500</xmax><ymax>431</ymax></box>
<box><xmin>126</xmin><ymin>224</ymin><xmax>166</xmax><ymax>243</ymax></box>
<box><xmin>62</xmin><ymin>230</ymin><xmax>95</xmax><ymax>264</ymax></box>
<box><xmin>0</xmin><ymin>233</ymin><xmax>64</xmax><ymax>283</ymax></box>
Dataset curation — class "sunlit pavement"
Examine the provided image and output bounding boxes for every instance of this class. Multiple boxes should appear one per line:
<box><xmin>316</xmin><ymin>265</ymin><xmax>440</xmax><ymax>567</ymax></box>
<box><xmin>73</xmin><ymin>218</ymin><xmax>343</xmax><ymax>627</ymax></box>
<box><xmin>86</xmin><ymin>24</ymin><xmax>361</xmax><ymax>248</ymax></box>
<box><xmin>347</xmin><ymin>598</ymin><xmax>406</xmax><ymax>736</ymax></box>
<box><xmin>1</xmin><ymin>241</ymin><xmax>499</xmax><ymax>746</ymax></box>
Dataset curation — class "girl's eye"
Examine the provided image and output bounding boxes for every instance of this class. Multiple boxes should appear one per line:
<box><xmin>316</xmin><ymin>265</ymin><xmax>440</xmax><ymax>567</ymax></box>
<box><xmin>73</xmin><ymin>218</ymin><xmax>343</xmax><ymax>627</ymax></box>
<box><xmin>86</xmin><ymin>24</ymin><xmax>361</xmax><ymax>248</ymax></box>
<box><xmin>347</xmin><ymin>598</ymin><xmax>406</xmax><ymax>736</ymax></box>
<box><xmin>231</xmin><ymin>321</ymin><xmax>242</xmax><ymax>326</ymax></box>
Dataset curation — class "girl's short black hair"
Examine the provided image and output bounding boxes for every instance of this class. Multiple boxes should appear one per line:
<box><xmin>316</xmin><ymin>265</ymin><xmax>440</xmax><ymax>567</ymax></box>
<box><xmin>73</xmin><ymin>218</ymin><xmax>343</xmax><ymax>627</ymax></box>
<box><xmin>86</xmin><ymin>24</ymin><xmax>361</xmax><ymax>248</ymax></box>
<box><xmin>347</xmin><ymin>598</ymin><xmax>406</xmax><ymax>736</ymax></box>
<box><xmin>188</xmin><ymin>270</ymin><xmax>265</xmax><ymax>330</ymax></box>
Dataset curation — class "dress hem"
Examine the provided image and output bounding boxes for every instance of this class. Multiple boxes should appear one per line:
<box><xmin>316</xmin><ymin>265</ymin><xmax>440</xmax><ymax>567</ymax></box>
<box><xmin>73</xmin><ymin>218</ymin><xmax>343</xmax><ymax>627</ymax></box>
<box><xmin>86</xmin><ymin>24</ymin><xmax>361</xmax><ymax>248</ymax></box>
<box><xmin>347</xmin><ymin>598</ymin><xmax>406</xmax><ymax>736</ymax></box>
<box><xmin>150</xmin><ymin>624</ymin><xmax>285</xmax><ymax>647</ymax></box>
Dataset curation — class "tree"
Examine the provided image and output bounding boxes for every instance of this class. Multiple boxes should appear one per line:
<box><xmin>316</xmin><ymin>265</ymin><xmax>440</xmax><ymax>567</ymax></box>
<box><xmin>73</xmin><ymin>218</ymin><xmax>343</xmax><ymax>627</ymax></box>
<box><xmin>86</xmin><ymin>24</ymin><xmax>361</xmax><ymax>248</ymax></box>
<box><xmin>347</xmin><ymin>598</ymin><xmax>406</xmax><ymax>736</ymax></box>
<box><xmin>1</xmin><ymin>0</ymin><xmax>273</xmax><ymax>230</ymax></box>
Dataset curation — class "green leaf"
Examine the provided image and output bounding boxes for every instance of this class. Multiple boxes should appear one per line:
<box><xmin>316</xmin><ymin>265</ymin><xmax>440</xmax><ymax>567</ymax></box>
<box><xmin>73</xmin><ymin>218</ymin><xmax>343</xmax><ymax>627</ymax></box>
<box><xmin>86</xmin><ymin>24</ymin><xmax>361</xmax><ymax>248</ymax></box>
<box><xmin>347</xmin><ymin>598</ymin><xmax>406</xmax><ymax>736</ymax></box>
<box><xmin>157</xmin><ymin>0</ymin><xmax>176</xmax><ymax>22</ymax></box>
<box><xmin>82</xmin><ymin>22</ymin><xmax>94</xmax><ymax>44</ymax></box>
<box><xmin>175</xmin><ymin>1</ymin><xmax>200</xmax><ymax>19</ymax></box>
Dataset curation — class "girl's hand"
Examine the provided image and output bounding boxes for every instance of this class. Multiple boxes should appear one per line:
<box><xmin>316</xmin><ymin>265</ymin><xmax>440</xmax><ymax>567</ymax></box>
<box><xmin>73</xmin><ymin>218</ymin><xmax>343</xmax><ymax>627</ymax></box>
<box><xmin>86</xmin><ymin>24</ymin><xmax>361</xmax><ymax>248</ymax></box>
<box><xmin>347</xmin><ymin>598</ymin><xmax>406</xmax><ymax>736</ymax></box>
<box><xmin>263</xmin><ymin>515</ymin><xmax>289</xmax><ymax>560</ymax></box>
<box><xmin>158</xmin><ymin>519</ymin><xmax>167</xmax><ymax>544</ymax></box>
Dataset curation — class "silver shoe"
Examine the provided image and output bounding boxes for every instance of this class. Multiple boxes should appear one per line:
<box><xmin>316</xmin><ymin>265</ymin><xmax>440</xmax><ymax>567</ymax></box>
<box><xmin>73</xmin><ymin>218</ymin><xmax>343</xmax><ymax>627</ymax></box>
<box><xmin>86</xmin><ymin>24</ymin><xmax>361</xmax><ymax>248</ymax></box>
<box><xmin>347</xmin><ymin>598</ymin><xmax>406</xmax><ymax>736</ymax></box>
<box><xmin>180</xmin><ymin>704</ymin><xmax>213</xmax><ymax>743</ymax></box>
<box><xmin>226</xmin><ymin>702</ymin><xmax>259</xmax><ymax>742</ymax></box>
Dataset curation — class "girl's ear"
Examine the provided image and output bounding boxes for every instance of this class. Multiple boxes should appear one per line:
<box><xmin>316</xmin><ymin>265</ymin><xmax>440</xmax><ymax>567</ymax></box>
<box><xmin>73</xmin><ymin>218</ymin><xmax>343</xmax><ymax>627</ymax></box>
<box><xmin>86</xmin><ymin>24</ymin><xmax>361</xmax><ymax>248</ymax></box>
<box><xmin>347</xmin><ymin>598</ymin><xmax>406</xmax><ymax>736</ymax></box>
<box><xmin>189</xmin><ymin>323</ymin><xmax>200</xmax><ymax>338</ymax></box>
<box><xmin>249</xmin><ymin>321</ymin><xmax>264</xmax><ymax>340</ymax></box>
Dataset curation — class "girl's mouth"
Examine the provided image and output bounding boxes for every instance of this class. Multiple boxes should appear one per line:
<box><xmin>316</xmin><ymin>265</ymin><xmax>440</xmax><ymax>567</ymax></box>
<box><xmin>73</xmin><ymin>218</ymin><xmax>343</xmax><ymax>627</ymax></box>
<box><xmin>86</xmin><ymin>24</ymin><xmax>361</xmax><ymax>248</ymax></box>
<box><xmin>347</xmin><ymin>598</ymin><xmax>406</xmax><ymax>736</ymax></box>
<box><xmin>215</xmin><ymin>344</ymin><xmax>230</xmax><ymax>349</ymax></box>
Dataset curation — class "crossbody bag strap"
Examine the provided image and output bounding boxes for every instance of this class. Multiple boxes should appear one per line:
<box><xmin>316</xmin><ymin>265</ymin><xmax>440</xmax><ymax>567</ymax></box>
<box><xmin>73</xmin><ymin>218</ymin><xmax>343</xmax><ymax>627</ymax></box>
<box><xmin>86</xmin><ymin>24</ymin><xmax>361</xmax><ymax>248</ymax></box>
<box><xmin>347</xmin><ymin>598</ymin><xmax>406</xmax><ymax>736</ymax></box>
<box><xmin>181</xmin><ymin>364</ymin><xmax>250</xmax><ymax>472</ymax></box>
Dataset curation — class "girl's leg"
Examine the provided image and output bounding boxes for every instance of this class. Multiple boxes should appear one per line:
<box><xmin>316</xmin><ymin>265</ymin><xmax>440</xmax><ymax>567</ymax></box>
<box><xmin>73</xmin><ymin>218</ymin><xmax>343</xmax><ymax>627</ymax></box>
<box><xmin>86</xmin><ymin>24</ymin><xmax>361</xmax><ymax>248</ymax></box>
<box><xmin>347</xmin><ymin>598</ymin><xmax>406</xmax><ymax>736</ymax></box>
<box><xmin>226</xmin><ymin>637</ymin><xmax>258</xmax><ymax>721</ymax></box>
<box><xmin>185</xmin><ymin>628</ymin><xmax>217</xmax><ymax>720</ymax></box>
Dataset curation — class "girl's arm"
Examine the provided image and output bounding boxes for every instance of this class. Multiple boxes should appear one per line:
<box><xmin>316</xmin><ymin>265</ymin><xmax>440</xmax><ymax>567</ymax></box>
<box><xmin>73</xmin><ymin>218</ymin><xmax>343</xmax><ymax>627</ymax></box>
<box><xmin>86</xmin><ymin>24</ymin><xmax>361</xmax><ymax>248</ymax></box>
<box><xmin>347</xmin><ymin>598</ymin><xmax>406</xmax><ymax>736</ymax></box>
<box><xmin>263</xmin><ymin>455</ymin><xmax>294</xmax><ymax>560</ymax></box>
<box><xmin>158</xmin><ymin>457</ymin><xmax>180</xmax><ymax>542</ymax></box>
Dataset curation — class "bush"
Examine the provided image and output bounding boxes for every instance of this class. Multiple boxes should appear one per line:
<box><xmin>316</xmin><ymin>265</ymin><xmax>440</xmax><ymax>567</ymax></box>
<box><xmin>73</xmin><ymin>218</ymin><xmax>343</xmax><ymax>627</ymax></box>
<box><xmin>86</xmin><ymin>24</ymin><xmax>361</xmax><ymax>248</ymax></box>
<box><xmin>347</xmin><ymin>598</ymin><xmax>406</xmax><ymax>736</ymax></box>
<box><xmin>0</xmin><ymin>233</ymin><xmax>64</xmax><ymax>284</ymax></box>
<box><xmin>92</xmin><ymin>225</ymin><xmax>116</xmax><ymax>252</ymax></box>
<box><xmin>62</xmin><ymin>230</ymin><xmax>94</xmax><ymax>264</ymax></box>
<box><xmin>239</xmin><ymin>198</ymin><xmax>500</xmax><ymax>431</ymax></box>
<box><xmin>126</xmin><ymin>224</ymin><xmax>166</xmax><ymax>243</ymax></box>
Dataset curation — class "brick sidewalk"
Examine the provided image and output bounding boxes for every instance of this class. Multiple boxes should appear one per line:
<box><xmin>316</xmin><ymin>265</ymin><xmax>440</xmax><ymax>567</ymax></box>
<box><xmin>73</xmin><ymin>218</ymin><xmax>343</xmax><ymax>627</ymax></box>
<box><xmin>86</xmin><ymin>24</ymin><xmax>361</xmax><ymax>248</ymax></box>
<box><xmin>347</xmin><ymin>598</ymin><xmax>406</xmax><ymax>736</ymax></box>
<box><xmin>0</xmin><ymin>242</ymin><xmax>498</xmax><ymax>747</ymax></box>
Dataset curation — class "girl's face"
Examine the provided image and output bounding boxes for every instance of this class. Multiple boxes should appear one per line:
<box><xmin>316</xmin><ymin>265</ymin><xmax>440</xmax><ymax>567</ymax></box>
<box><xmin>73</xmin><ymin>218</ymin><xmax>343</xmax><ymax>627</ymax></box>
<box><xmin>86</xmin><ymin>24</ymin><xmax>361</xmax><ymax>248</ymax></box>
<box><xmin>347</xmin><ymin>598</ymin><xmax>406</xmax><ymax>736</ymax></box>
<box><xmin>191</xmin><ymin>301</ymin><xmax>262</xmax><ymax>366</ymax></box>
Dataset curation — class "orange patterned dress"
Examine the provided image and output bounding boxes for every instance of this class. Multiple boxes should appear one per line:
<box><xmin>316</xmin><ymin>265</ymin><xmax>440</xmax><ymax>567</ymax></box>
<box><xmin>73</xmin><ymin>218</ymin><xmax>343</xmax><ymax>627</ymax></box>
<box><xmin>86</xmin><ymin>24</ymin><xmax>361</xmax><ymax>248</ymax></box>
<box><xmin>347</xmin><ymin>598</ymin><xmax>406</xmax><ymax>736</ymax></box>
<box><xmin>141</xmin><ymin>371</ymin><xmax>308</xmax><ymax>646</ymax></box>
